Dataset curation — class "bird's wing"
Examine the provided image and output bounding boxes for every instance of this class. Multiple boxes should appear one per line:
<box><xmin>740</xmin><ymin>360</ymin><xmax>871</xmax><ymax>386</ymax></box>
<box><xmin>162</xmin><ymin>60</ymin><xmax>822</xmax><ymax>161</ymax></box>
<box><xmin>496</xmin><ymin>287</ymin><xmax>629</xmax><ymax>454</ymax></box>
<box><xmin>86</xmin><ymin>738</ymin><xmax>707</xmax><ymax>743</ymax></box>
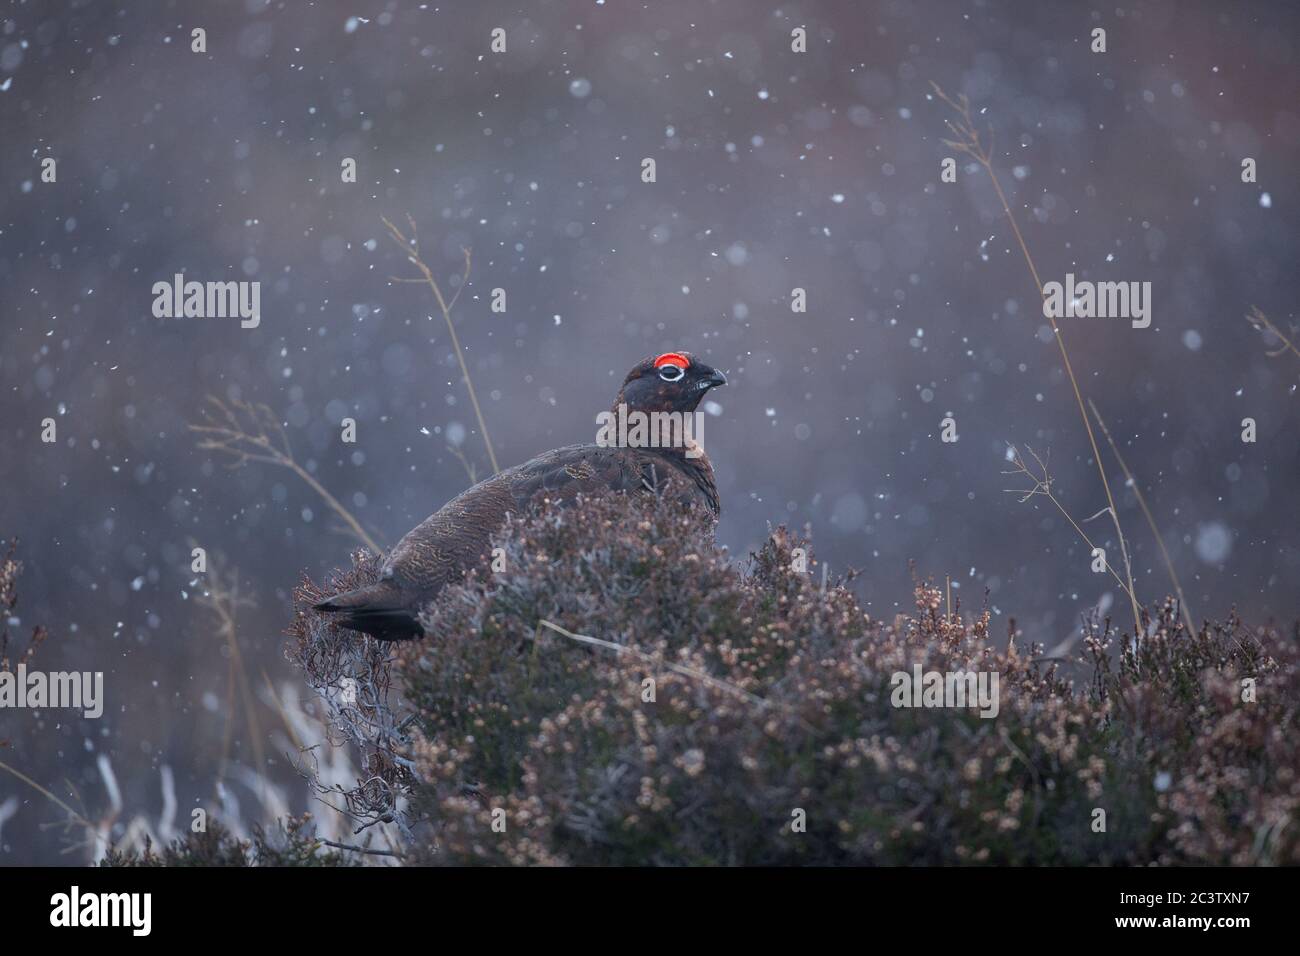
<box><xmin>502</xmin><ymin>443</ymin><xmax>655</xmax><ymax>501</ymax></box>
<box><xmin>383</xmin><ymin>443</ymin><xmax>711</xmax><ymax>599</ymax></box>
<box><xmin>380</xmin><ymin>444</ymin><xmax>626</xmax><ymax>593</ymax></box>
<box><xmin>505</xmin><ymin>442</ymin><xmax>719</xmax><ymax>514</ymax></box>
<box><xmin>383</xmin><ymin>471</ymin><xmax>517</xmax><ymax>595</ymax></box>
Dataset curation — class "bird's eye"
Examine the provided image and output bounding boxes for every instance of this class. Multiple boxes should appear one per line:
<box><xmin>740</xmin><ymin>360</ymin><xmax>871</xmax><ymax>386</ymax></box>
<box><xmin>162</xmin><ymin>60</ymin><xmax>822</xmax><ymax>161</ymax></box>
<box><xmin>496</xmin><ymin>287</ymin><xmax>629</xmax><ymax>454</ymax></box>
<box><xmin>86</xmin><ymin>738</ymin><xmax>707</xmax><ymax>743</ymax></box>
<box><xmin>658</xmin><ymin>364</ymin><xmax>685</xmax><ymax>382</ymax></box>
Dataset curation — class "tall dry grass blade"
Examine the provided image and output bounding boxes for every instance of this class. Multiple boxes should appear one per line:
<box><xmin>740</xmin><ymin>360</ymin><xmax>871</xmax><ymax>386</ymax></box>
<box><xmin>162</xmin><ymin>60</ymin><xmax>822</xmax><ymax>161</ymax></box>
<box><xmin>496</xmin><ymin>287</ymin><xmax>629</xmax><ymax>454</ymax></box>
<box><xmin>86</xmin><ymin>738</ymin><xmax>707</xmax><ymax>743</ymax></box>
<box><xmin>382</xmin><ymin>215</ymin><xmax>500</xmax><ymax>476</ymax></box>
<box><xmin>1087</xmin><ymin>399</ymin><xmax>1196</xmax><ymax>633</ymax></box>
<box><xmin>260</xmin><ymin>667</ymin><xmax>305</xmax><ymax>752</ymax></box>
<box><xmin>0</xmin><ymin>758</ymin><xmax>94</xmax><ymax>830</ymax></box>
<box><xmin>446</xmin><ymin>442</ymin><xmax>479</xmax><ymax>485</ymax></box>
<box><xmin>195</xmin><ymin>555</ymin><xmax>269</xmax><ymax>805</ymax></box>
<box><xmin>189</xmin><ymin>397</ymin><xmax>382</xmax><ymax>553</ymax></box>
<box><xmin>932</xmin><ymin>82</ymin><xmax>1142</xmax><ymax>637</ymax></box>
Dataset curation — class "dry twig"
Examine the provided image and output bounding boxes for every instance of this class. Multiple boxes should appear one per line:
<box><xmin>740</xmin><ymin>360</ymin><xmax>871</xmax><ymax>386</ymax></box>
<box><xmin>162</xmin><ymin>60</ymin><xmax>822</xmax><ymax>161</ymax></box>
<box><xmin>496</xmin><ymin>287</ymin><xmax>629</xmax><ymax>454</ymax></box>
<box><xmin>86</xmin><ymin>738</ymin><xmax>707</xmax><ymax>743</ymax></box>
<box><xmin>537</xmin><ymin>619</ymin><xmax>811</xmax><ymax>728</ymax></box>
<box><xmin>290</xmin><ymin>556</ymin><xmax>419</xmax><ymax>841</ymax></box>
<box><xmin>317</xmin><ymin>837</ymin><xmax>406</xmax><ymax>859</ymax></box>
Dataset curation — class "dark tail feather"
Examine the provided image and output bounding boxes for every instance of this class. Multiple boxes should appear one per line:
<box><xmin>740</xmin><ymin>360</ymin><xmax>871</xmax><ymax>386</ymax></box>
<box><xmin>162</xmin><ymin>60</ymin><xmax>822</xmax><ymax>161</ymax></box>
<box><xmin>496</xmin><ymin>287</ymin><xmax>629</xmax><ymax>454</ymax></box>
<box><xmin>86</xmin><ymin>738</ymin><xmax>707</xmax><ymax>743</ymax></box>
<box><xmin>314</xmin><ymin>582</ymin><xmax>423</xmax><ymax>641</ymax></box>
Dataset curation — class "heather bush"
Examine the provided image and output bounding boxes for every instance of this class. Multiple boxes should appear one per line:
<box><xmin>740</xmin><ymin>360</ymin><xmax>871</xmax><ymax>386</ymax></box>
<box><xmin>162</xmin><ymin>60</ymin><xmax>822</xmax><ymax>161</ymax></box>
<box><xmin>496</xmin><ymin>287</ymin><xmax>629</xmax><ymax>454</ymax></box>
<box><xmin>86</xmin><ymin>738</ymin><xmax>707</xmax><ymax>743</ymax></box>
<box><xmin>290</xmin><ymin>494</ymin><xmax>1297</xmax><ymax>866</ymax></box>
<box><xmin>101</xmin><ymin>815</ymin><xmax>353</xmax><ymax>867</ymax></box>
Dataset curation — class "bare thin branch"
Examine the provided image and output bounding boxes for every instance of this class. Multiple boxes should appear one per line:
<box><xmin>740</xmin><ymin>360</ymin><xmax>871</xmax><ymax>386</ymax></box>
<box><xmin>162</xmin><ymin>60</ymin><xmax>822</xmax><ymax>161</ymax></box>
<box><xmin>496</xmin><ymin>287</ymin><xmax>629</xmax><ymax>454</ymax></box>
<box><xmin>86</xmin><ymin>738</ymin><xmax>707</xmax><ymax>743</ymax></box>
<box><xmin>538</xmin><ymin>619</ymin><xmax>782</xmax><ymax>714</ymax></box>
<box><xmin>317</xmin><ymin>837</ymin><xmax>405</xmax><ymax>859</ymax></box>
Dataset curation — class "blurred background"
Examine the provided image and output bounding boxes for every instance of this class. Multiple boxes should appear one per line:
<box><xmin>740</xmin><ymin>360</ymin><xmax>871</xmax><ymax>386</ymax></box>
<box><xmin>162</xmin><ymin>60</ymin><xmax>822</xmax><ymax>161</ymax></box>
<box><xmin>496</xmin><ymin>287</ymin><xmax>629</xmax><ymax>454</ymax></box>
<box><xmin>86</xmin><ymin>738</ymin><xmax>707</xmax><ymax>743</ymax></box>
<box><xmin>1</xmin><ymin>0</ymin><xmax>1297</xmax><ymax>864</ymax></box>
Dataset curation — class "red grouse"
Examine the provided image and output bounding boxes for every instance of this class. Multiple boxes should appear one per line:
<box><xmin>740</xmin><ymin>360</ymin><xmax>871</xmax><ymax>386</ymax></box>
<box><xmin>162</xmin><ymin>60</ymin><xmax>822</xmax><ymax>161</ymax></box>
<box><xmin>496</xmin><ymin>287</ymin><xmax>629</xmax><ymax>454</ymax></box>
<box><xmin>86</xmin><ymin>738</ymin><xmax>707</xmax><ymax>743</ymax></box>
<box><xmin>315</xmin><ymin>351</ymin><xmax>727</xmax><ymax>640</ymax></box>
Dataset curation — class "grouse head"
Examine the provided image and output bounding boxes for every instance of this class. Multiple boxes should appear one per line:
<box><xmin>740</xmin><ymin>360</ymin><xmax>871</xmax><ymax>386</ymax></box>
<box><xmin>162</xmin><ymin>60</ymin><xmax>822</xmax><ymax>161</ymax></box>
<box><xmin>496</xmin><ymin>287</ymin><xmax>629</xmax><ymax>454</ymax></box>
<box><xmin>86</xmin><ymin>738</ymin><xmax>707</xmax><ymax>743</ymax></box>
<box><xmin>613</xmin><ymin>351</ymin><xmax>728</xmax><ymax>414</ymax></box>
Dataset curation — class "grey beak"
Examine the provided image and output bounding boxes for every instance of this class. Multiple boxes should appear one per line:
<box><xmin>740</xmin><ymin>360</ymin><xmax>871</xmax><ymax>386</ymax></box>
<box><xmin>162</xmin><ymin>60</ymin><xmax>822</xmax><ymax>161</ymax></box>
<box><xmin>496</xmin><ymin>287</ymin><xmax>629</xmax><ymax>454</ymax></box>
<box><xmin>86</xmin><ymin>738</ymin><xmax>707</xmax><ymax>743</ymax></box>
<box><xmin>700</xmin><ymin>367</ymin><xmax>728</xmax><ymax>390</ymax></box>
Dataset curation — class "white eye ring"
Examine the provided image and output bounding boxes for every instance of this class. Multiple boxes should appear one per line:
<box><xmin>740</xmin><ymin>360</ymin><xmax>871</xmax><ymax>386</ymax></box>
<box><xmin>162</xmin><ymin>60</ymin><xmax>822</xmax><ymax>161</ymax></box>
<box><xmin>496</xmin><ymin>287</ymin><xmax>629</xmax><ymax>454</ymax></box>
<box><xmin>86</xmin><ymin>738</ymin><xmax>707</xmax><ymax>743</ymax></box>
<box><xmin>658</xmin><ymin>364</ymin><xmax>685</xmax><ymax>382</ymax></box>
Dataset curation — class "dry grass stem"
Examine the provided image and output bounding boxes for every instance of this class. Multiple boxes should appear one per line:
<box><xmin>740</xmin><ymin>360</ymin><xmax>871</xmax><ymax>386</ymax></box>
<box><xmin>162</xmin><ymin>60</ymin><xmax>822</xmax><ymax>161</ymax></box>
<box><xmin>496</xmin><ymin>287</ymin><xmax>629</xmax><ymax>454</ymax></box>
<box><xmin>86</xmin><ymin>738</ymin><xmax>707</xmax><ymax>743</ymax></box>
<box><xmin>1003</xmin><ymin>445</ymin><xmax>1137</xmax><ymax>604</ymax></box>
<box><xmin>382</xmin><ymin>213</ymin><xmax>500</xmax><ymax>476</ymax></box>
<box><xmin>446</xmin><ymin>442</ymin><xmax>479</xmax><ymax>485</ymax></box>
<box><xmin>1087</xmin><ymin>399</ymin><xmax>1196</xmax><ymax>633</ymax></box>
<box><xmin>194</xmin><ymin>552</ymin><xmax>268</xmax><ymax>797</ymax></box>
<box><xmin>1246</xmin><ymin>306</ymin><xmax>1300</xmax><ymax>361</ymax></box>
<box><xmin>189</xmin><ymin>396</ymin><xmax>382</xmax><ymax>554</ymax></box>
<box><xmin>933</xmin><ymin>82</ymin><xmax>1142</xmax><ymax>636</ymax></box>
<box><xmin>0</xmin><ymin>758</ymin><xmax>95</xmax><ymax>834</ymax></box>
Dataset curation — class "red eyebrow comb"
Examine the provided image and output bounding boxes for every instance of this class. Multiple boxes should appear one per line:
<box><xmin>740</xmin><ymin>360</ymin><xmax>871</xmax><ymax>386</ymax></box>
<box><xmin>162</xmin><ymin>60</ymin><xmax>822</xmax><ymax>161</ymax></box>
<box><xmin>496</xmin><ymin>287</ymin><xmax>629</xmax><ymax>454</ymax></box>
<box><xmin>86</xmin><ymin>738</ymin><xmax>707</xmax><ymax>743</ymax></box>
<box><xmin>653</xmin><ymin>352</ymin><xmax>690</xmax><ymax>369</ymax></box>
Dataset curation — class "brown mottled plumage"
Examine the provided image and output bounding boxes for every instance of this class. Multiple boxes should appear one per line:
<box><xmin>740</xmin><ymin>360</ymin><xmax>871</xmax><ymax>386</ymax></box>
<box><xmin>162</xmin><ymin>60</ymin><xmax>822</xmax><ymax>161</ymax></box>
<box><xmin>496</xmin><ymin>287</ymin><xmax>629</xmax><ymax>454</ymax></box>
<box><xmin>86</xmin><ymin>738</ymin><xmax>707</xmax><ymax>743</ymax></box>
<box><xmin>314</xmin><ymin>352</ymin><xmax>727</xmax><ymax>640</ymax></box>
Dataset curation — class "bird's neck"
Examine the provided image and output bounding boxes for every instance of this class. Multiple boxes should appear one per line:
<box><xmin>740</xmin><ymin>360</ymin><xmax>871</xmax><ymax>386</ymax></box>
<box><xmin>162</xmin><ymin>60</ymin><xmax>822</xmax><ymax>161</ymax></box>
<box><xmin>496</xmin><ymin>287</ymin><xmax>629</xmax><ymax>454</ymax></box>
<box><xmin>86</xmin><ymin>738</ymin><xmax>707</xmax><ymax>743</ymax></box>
<box><xmin>603</xmin><ymin>402</ymin><xmax>719</xmax><ymax>515</ymax></box>
<box><xmin>672</xmin><ymin>444</ymin><xmax>720</xmax><ymax>516</ymax></box>
<box><xmin>607</xmin><ymin>403</ymin><xmax>711</xmax><ymax>459</ymax></box>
